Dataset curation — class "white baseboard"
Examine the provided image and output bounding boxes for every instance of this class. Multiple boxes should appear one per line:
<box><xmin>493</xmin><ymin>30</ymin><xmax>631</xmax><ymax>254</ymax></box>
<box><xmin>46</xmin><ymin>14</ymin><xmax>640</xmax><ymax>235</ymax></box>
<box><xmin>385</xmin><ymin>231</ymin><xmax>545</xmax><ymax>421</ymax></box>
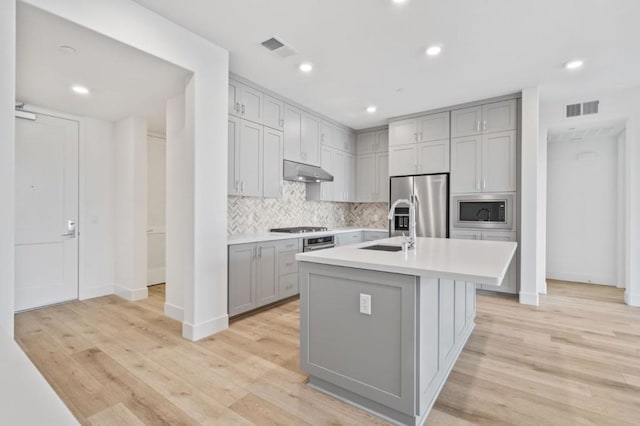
<box><xmin>114</xmin><ymin>285</ymin><xmax>149</xmax><ymax>302</ymax></box>
<box><xmin>547</xmin><ymin>271</ymin><xmax>616</xmax><ymax>286</ymax></box>
<box><xmin>625</xmin><ymin>291</ymin><xmax>640</xmax><ymax>307</ymax></box>
<box><xmin>182</xmin><ymin>314</ymin><xmax>229</xmax><ymax>341</ymax></box>
<box><xmin>79</xmin><ymin>284</ymin><xmax>114</xmax><ymax>300</ymax></box>
<box><xmin>519</xmin><ymin>291</ymin><xmax>539</xmax><ymax>306</ymax></box>
<box><xmin>164</xmin><ymin>302</ymin><xmax>184</xmax><ymax>321</ymax></box>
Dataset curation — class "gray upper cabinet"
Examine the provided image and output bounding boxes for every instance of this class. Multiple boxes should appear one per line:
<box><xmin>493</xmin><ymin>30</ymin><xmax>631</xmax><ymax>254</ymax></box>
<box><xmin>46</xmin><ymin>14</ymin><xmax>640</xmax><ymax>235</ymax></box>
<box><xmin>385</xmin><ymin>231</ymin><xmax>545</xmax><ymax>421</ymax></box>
<box><xmin>451</xmin><ymin>100</ymin><xmax>517</xmax><ymax>137</ymax></box>
<box><xmin>301</xmin><ymin>112</ymin><xmax>321</xmax><ymax>166</ymax></box>
<box><xmin>237</xmin><ymin>120</ymin><xmax>263</xmax><ymax>197</ymax></box>
<box><xmin>283</xmin><ymin>103</ymin><xmax>303</xmax><ymax>163</ymax></box>
<box><xmin>228</xmin><ymin>243</ymin><xmax>256</xmax><ymax>316</ymax></box>
<box><xmin>229</xmin><ymin>79</ymin><xmax>264</xmax><ymax>124</ymax></box>
<box><xmin>482</xmin><ymin>100</ymin><xmax>517</xmax><ymax>134</ymax></box>
<box><xmin>320</xmin><ymin>121</ymin><xmax>333</xmax><ymax>147</ymax></box>
<box><xmin>356</xmin><ymin>131</ymin><xmax>376</xmax><ymax>155</ymax></box>
<box><xmin>376</xmin><ymin>129</ymin><xmax>389</xmax><ymax>153</ymax></box>
<box><xmin>417</xmin><ymin>112</ymin><xmax>450</xmax><ymax>142</ymax></box>
<box><xmin>451</xmin><ymin>106</ymin><xmax>482</xmax><ymax>138</ymax></box>
<box><xmin>228</xmin><ymin>116</ymin><xmax>240</xmax><ymax>196</ymax></box>
<box><xmin>263</xmin><ymin>95</ymin><xmax>284</xmax><ymax>131</ymax></box>
<box><xmin>263</xmin><ymin>127</ymin><xmax>283</xmax><ymax>198</ymax></box>
<box><xmin>450</xmin><ymin>135</ymin><xmax>482</xmax><ymax>193</ymax></box>
<box><xmin>389</xmin><ymin>118</ymin><xmax>418</xmax><ymax>146</ymax></box>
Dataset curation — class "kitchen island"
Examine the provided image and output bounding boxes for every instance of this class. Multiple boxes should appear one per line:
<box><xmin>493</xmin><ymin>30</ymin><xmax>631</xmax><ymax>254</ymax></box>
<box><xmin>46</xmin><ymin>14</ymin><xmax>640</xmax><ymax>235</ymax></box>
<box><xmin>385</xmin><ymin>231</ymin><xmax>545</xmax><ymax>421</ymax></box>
<box><xmin>296</xmin><ymin>236</ymin><xmax>517</xmax><ymax>426</ymax></box>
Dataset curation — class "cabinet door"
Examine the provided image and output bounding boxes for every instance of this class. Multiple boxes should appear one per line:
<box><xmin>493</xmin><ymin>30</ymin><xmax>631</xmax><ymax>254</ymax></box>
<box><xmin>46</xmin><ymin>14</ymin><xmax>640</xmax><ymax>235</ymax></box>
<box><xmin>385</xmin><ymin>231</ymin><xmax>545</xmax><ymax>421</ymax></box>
<box><xmin>301</xmin><ymin>112</ymin><xmax>321</xmax><ymax>165</ymax></box>
<box><xmin>417</xmin><ymin>112</ymin><xmax>450</xmax><ymax>142</ymax></box>
<box><xmin>481</xmin><ymin>231</ymin><xmax>517</xmax><ymax>294</ymax></box>
<box><xmin>228</xmin><ymin>243</ymin><xmax>256</xmax><ymax>316</ymax></box>
<box><xmin>376</xmin><ymin>152</ymin><xmax>389</xmax><ymax>202</ymax></box>
<box><xmin>263</xmin><ymin>95</ymin><xmax>284</xmax><ymax>131</ymax></box>
<box><xmin>481</xmin><ymin>131</ymin><xmax>516</xmax><ymax>192</ymax></box>
<box><xmin>482</xmin><ymin>100</ymin><xmax>517</xmax><ymax>134</ymax></box>
<box><xmin>451</xmin><ymin>106</ymin><xmax>482</xmax><ymax>138</ymax></box>
<box><xmin>319</xmin><ymin>146</ymin><xmax>334</xmax><ymax>201</ymax></box>
<box><xmin>333</xmin><ymin>150</ymin><xmax>345</xmax><ymax>201</ymax></box>
<box><xmin>450</xmin><ymin>136</ymin><xmax>481</xmax><ymax>194</ymax></box>
<box><xmin>239</xmin><ymin>83</ymin><xmax>264</xmax><ymax>124</ymax></box>
<box><xmin>376</xmin><ymin>129</ymin><xmax>389</xmax><ymax>153</ymax></box>
<box><xmin>320</xmin><ymin>121</ymin><xmax>333</xmax><ymax>147</ymax></box>
<box><xmin>279</xmin><ymin>273</ymin><xmax>298</xmax><ymax>299</ymax></box>
<box><xmin>356</xmin><ymin>131</ymin><xmax>376</xmax><ymax>155</ymax></box>
<box><xmin>346</xmin><ymin>132</ymin><xmax>357</xmax><ymax>154</ymax></box>
<box><xmin>228</xmin><ymin>80</ymin><xmax>240</xmax><ymax>116</ymax></box>
<box><xmin>227</xmin><ymin>116</ymin><xmax>240</xmax><ymax>195</ymax></box>
<box><xmin>333</xmin><ymin>127</ymin><xmax>348</xmax><ymax>151</ymax></box>
<box><xmin>356</xmin><ymin>154</ymin><xmax>375</xmax><ymax>202</ymax></box>
<box><xmin>238</xmin><ymin>120</ymin><xmax>263</xmax><ymax>197</ymax></box>
<box><xmin>417</xmin><ymin>139</ymin><xmax>450</xmax><ymax>174</ymax></box>
<box><xmin>389</xmin><ymin>144</ymin><xmax>418</xmax><ymax>176</ymax></box>
<box><xmin>256</xmin><ymin>243</ymin><xmax>278</xmax><ymax>307</ymax></box>
<box><xmin>389</xmin><ymin>118</ymin><xmax>417</xmax><ymax>146</ymax></box>
<box><xmin>283</xmin><ymin>104</ymin><xmax>302</xmax><ymax>162</ymax></box>
<box><xmin>263</xmin><ymin>128</ymin><xmax>283</xmax><ymax>198</ymax></box>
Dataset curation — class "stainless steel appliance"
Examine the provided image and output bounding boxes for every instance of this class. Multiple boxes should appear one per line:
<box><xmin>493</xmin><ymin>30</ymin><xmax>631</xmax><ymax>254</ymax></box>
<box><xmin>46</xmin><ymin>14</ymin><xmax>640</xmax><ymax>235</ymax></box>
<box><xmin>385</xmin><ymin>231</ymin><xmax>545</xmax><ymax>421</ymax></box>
<box><xmin>389</xmin><ymin>174</ymin><xmax>449</xmax><ymax>238</ymax></box>
<box><xmin>302</xmin><ymin>235</ymin><xmax>335</xmax><ymax>252</ymax></box>
<box><xmin>452</xmin><ymin>193</ymin><xmax>514</xmax><ymax>230</ymax></box>
<box><xmin>271</xmin><ymin>226</ymin><xmax>328</xmax><ymax>233</ymax></box>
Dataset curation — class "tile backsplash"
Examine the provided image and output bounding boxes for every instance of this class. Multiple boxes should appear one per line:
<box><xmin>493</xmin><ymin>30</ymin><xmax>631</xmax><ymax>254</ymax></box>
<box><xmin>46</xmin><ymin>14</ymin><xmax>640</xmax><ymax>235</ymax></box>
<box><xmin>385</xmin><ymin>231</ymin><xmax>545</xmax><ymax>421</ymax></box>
<box><xmin>228</xmin><ymin>181</ymin><xmax>388</xmax><ymax>236</ymax></box>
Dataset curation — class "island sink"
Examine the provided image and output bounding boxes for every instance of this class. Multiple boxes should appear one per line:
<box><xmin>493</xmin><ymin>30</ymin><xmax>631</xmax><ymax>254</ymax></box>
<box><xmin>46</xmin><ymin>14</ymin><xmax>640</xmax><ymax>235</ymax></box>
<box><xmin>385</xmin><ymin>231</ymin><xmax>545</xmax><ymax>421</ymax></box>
<box><xmin>360</xmin><ymin>244</ymin><xmax>403</xmax><ymax>252</ymax></box>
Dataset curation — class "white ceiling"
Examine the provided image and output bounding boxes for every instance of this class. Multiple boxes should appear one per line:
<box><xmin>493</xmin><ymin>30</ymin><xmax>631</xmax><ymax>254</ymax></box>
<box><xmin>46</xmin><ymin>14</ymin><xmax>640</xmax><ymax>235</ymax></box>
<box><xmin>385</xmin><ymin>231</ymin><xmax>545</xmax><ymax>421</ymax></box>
<box><xmin>132</xmin><ymin>0</ymin><xmax>640</xmax><ymax>130</ymax></box>
<box><xmin>16</xmin><ymin>3</ymin><xmax>191</xmax><ymax>133</ymax></box>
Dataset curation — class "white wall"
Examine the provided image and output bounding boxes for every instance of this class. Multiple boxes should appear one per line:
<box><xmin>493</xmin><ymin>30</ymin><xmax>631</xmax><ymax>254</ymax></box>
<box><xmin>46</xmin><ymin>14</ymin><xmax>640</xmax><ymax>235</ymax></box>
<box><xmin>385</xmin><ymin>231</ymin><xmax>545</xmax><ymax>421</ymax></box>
<box><xmin>540</xmin><ymin>86</ymin><xmax>640</xmax><ymax>306</ymax></box>
<box><xmin>147</xmin><ymin>134</ymin><xmax>166</xmax><ymax>285</ymax></box>
<box><xmin>79</xmin><ymin>118</ymin><xmax>116</xmax><ymax>299</ymax></box>
<box><xmin>114</xmin><ymin>116</ymin><xmax>148</xmax><ymax>300</ymax></box>
<box><xmin>0</xmin><ymin>0</ymin><xmax>15</xmax><ymax>336</ymax></box>
<box><xmin>520</xmin><ymin>88</ymin><xmax>540</xmax><ymax>306</ymax></box>
<box><xmin>546</xmin><ymin>136</ymin><xmax>618</xmax><ymax>285</ymax></box>
<box><xmin>18</xmin><ymin>0</ymin><xmax>229</xmax><ymax>339</ymax></box>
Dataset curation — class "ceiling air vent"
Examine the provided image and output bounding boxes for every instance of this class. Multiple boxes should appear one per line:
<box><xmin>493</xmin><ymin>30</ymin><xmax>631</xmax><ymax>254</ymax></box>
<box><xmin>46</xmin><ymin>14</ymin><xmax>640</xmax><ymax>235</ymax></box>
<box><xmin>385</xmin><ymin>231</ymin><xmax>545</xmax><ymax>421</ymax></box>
<box><xmin>566</xmin><ymin>103</ymin><xmax>581</xmax><ymax>118</ymax></box>
<box><xmin>583</xmin><ymin>100</ymin><xmax>599</xmax><ymax>115</ymax></box>
<box><xmin>260</xmin><ymin>36</ymin><xmax>298</xmax><ymax>59</ymax></box>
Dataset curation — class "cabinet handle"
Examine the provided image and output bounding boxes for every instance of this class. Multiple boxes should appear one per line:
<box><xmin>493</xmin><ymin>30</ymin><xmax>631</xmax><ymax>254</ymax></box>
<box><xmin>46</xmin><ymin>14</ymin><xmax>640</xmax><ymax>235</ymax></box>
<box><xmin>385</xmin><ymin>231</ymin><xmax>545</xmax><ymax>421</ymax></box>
<box><xmin>482</xmin><ymin>120</ymin><xmax>487</xmax><ymax>132</ymax></box>
<box><xmin>241</xmin><ymin>104</ymin><xmax>245</xmax><ymax>115</ymax></box>
<box><xmin>476</xmin><ymin>121</ymin><xmax>480</xmax><ymax>132</ymax></box>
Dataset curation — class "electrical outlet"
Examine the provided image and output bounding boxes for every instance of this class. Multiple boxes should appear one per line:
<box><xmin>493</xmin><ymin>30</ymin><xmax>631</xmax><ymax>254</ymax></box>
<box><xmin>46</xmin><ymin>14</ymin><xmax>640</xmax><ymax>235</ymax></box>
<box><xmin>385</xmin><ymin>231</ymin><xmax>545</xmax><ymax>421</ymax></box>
<box><xmin>359</xmin><ymin>293</ymin><xmax>371</xmax><ymax>315</ymax></box>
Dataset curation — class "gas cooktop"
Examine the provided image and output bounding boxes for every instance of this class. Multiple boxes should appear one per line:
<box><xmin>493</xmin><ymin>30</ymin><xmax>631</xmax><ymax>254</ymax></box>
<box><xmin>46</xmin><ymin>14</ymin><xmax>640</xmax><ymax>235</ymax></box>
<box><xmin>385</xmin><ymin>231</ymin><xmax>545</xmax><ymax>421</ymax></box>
<box><xmin>270</xmin><ymin>226</ymin><xmax>329</xmax><ymax>234</ymax></box>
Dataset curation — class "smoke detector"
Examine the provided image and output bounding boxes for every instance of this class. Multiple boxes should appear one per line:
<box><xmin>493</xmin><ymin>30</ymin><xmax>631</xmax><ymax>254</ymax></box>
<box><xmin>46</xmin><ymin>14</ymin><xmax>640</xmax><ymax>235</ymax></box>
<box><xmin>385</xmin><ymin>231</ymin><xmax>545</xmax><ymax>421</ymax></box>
<box><xmin>261</xmin><ymin>36</ymin><xmax>298</xmax><ymax>59</ymax></box>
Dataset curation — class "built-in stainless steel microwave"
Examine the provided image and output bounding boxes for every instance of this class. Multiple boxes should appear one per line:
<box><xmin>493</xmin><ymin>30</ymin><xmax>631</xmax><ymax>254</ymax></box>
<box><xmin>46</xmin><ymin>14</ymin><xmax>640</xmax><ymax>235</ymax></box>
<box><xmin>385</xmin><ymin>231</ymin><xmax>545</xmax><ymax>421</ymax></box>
<box><xmin>452</xmin><ymin>194</ymin><xmax>514</xmax><ymax>230</ymax></box>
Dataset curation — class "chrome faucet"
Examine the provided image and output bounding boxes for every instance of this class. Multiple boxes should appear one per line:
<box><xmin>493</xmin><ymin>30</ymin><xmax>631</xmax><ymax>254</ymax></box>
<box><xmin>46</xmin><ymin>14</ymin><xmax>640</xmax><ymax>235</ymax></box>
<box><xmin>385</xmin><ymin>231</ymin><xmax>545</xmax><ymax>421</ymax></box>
<box><xmin>388</xmin><ymin>194</ymin><xmax>417</xmax><ymax>250</ymax></box>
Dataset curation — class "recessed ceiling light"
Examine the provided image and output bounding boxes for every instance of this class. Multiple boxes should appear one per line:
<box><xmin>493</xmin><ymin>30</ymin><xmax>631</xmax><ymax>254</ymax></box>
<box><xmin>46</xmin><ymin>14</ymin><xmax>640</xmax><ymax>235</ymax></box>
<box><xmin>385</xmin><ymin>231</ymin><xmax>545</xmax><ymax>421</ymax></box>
<box><xmin>299</xmin><ymin>62</ymin><xmax>313</xmax><ymax>73</ymax></box>
<box><xmin>565</xmin><ymin>60</ymin><xmax>584</xmax><ymax>70</ymax></box>
<box><xmin>392</xmin><ymin>0</ymin><xmax>408</xmax><ymax>4</ymax></box>
<box><xmin>366</xmin><ymin>105</ymin><xmax>377</xmax><ymax>114</ymax></box>
<box><xmin>426</xmin><ymin>45</ymin><xmax>442</xmax><ymax>56</ymax></box>
<box><xmin>71</xmin><ymin>85</ymin><xmax>90</xmax><ymax>95</ymax></box>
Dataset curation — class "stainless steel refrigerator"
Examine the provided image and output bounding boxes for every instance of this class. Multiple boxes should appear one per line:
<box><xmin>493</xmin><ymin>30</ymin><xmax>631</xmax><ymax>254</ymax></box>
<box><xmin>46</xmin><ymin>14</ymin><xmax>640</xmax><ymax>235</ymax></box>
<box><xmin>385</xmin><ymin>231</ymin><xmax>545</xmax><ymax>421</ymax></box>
<box><xmin>389</xmin><ymin>174</ymin><xmax>449</xmax><ymax>238</ymax></box>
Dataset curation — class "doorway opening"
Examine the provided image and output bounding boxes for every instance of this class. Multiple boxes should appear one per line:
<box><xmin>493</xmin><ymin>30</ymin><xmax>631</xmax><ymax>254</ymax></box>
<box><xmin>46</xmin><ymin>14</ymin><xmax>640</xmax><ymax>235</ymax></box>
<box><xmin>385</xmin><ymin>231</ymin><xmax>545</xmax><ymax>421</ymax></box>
<box><xmin>546</xmin><ymin>119</ymin><xmax>626</xmax><ymax>292</ymax></box>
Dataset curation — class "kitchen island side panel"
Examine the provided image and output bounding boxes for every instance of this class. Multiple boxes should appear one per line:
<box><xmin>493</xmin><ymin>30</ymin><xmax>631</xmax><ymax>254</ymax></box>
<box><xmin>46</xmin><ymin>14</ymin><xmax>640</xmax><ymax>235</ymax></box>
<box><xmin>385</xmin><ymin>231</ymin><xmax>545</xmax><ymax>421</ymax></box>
<box><xmin>299</xmin><ymin>262</ymin><xmax>418</xmax><ymax>415</ymax></box>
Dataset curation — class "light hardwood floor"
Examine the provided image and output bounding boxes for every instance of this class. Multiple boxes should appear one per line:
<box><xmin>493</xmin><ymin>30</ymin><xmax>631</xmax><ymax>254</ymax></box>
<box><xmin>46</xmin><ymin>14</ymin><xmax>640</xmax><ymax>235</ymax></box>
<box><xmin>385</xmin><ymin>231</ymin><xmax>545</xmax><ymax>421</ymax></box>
<box><xmin>15</xmin><ymin>281</ymin><xmax>640</xmax><ymax>425</ymax></box>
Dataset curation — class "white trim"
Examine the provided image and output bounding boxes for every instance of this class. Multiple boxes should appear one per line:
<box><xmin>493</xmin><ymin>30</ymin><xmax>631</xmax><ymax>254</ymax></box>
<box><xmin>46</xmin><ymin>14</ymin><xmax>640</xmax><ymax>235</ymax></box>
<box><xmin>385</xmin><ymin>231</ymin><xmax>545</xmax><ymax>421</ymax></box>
<box><xmin>182</xmin><ymin>314</ymin><xmax>229</xmax><ymax>342</ymax></box>
<box><xmin>546</xmin><ymin>272</ymin><xmax>616</xmax><ymax>287</ymax></box>
<box><xmin>164</xmin><ymin>302</ymin><xmax>184</xmax><ymax>321</ymax></box>
<box><xmin>79</xmin><ymin>284</ymin><xmax>114</xmax><ymax>300</ymax></box>
<box><xmin>625</xmin><ymin>290</ymin><xmax>640</xmax><ymax>307</ymax></box>
<box><xmin>114</xmin><ymin>285</ymin><xmax>148</xmax><ymax>301</ymax></box>
<box><xmin>519</xmin><ymin>291</ymin><xmax>539</xmax><ymax>306</ymax></box>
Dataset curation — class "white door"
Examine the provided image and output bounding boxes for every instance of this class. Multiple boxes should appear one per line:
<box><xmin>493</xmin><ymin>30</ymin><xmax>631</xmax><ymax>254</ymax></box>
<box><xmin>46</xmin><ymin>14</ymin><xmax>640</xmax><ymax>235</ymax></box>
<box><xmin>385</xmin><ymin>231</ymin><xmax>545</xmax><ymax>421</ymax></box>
<box><xmin>15</xmin><ymin>113</ymin><xmax>79</xmax><ymax>311</ymax></box>
<box><xmin>450</xmin><ymin>135</ymin><xmax>482</xmax><ymax>194</ymax></box>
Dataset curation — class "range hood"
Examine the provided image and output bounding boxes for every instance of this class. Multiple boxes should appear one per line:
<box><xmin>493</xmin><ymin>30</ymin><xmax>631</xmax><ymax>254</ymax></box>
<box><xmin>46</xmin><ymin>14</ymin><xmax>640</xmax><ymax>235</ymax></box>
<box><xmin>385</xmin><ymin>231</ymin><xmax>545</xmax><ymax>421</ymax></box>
<box><xmin>283</xmin><ymin>160</ymin><xmax>334</xmax><ymax>183</ymax></box>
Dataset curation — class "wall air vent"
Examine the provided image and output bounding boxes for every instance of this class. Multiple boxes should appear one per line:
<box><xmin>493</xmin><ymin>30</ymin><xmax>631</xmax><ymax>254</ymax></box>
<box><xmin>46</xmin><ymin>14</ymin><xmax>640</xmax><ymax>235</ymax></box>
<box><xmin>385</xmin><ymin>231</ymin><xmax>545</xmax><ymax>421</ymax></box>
<box><xmin>260</xmin><ymin>36</ymin><xmax>298</xmax><ymax>59</ymax></box>
<box><xmin>566</xmin><ymin>103</ymin><xmax>581</xmax><ymax>118</ymax></box>
<box><xmin>582</xmin><ymin>100</ymin><xmax>599</xmax><ymax>115</ymax></box>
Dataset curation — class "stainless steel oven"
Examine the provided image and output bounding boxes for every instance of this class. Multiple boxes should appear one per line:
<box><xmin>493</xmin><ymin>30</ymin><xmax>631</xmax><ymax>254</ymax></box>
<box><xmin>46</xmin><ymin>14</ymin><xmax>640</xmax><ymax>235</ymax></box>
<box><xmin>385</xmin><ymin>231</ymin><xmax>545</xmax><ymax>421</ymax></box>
<box><xmin>303</xmin><ymin>235</ymin><xmax>335</xmax><ymax>252</ymax></box>
<box><xmin>452</xmin><ymin>193</ymin><xmax>515</xmax><ymax>230</ymax></box>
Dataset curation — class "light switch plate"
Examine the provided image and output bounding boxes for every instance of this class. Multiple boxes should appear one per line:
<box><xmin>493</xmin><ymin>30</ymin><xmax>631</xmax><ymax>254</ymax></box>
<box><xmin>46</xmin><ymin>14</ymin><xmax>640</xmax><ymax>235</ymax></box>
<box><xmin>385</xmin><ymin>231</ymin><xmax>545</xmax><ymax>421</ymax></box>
<box><xmin>359</xmin><ymin>293</ymin><xmax>371</xmax><ymax>315</ymax></box>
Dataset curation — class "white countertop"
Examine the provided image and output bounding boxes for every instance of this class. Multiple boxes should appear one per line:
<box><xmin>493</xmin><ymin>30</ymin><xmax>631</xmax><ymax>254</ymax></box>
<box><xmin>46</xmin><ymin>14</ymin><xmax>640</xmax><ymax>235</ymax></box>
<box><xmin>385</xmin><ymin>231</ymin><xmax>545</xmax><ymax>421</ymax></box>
<box><xmin>227</xmin><ymin>227</ymin><xmax>388</xmax><ymax>245</ymax></box>
<box><xmin>296</xmin><ymin>236</ymin><xmax>517</xmax><ymax>286</ymax></box>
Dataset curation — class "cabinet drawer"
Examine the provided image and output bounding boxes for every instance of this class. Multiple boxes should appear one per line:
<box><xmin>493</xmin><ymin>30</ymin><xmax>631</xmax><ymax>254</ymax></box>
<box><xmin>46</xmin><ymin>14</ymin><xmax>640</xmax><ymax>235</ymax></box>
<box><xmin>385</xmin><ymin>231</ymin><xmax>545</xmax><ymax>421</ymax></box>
<box><xmin>277</xmin><ymin>239</ymin><xmax>300</xmax><ymax>253</ymax></box>
<box><xmin>279</xmin><ymin>273</ymin><xmax>299</xmax><ymax>299</ymax></box>
<box><xmin>279</xmin><ymin>251</ymin><xmax>298</xmax><ymax>276</ymax></box>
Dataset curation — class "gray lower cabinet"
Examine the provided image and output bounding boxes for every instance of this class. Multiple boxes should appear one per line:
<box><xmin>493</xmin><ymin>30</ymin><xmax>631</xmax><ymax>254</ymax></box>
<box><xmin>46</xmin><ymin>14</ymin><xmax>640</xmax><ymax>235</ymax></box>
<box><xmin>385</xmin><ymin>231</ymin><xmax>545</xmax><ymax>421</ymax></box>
<box><xmin>228</xmin><ymin>239</ymin><xmax>301</xmax><ymax>317</ymax></box>
<box><xmin>337</xmin><ymin>231</ymin><xmax>363</xmax><ymax>246</ymax></box>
